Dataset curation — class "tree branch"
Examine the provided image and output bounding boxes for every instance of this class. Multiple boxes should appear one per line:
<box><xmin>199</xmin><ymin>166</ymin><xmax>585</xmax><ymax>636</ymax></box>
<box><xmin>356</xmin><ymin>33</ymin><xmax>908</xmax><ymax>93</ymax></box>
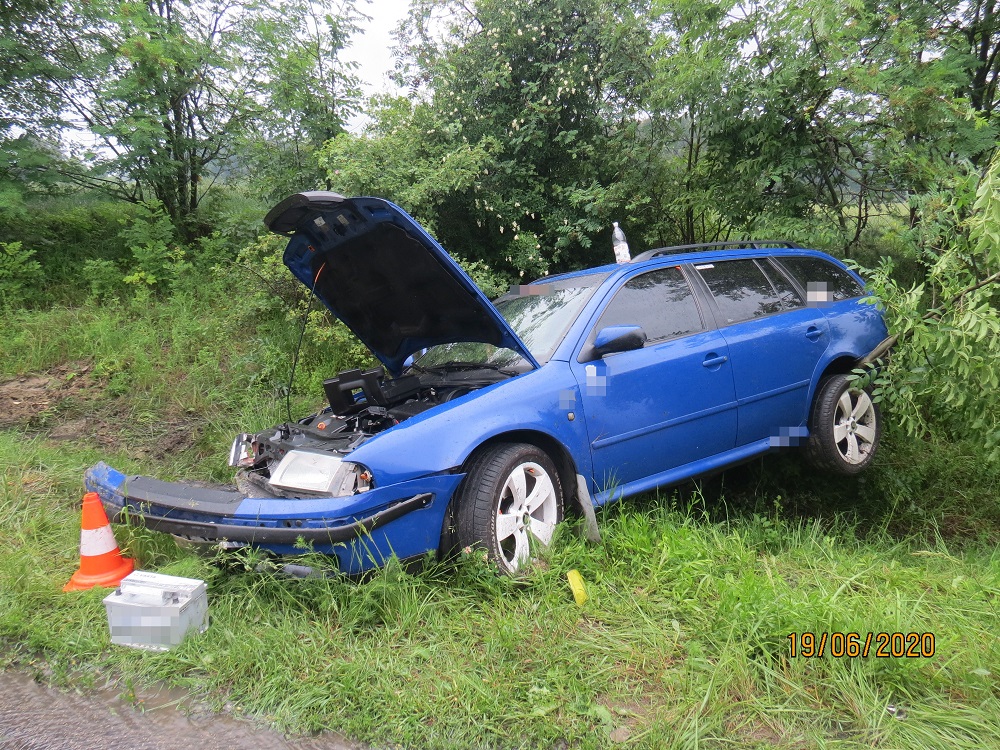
<box><xmin>870</xmin><ymin>270</ymin><xmax>1000</xmax><ymax>357</ymax></box>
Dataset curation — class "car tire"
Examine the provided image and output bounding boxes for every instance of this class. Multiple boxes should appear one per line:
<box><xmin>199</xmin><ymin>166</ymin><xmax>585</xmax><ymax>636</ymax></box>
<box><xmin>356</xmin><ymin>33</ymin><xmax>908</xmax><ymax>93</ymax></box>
<box><xmin>453</xmin><ymin>443</ymin><xmax>564</xmax><ymax>575</ymax></box>
<box><xmin>805</xmin><ymin>373</ymin><xmax>881</xmax><ymax>475</ymax></box>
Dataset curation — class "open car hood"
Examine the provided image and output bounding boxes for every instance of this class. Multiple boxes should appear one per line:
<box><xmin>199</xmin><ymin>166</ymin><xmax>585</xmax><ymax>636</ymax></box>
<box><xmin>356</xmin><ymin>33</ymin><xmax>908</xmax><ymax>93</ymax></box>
<box><xmin>265</xmin><ymin>192</ymin><xmax>539</xmax><ymax>375</ymax></box>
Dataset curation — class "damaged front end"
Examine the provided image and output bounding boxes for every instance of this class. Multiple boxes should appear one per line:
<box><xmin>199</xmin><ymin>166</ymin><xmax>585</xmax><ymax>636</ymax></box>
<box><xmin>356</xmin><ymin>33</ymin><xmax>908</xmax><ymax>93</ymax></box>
<box><xmin>85</xmin><ymin>458</ymin><xmax>464</xmax><ymax>575</ymax></box>
<box><xmin>229</xmin><ymin>365</ymin><xmax>462</xmax><ymax>500</ymax></box>
<box><xmin>84</xmin><ymin>364</ymin><xmax>507</xmax><ymax>574</ymax></box>
<box><xmin>86</xmin><ymin>378</ymin><xmax>473</xmax><ymax>578</ymax></box>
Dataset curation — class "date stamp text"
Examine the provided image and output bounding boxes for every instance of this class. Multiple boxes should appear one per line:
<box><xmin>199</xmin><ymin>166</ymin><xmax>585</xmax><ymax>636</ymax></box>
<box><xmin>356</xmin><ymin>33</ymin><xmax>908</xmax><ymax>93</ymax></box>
<box><xmin>787</xmin><ymin>632</ymin><xmax>935</xmax><ymax>658</ymax></box>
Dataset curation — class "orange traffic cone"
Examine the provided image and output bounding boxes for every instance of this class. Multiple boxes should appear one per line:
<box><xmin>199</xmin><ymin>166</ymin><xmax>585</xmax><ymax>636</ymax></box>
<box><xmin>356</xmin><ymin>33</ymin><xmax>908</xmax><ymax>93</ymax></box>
<box><xmin>63</xmin><ymin>492</ymin><xmax>135</xmax><ymax>592</ymax></box>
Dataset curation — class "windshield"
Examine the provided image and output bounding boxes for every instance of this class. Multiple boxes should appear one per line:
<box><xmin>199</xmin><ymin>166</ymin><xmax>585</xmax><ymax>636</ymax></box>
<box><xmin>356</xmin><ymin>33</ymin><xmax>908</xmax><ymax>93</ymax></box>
<box><xmin>414</xmin><ymin>272</ymin><xmax>610</xmax><ymax>369</ymax></box>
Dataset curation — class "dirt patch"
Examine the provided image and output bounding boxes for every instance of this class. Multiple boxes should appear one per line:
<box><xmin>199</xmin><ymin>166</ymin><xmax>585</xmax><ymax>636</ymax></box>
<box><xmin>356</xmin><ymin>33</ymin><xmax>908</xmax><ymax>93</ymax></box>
<box><xmin>40</xmin><ymin>414</ymin><xmax>129</xmax><ymax>453</ymax></box>
<box><xmin>126</xmin><ymin>412</ymin><xmax>205</xmax><ymax>458</ymax></box>
<box><xmin>0</xmin><ymin>364</ymin><xmax>208</xmax><ymax>457</ymax></box>
<box><xmin>0</xmin><ymin>362</ymin><xmax>100</xmax><ymax>429</ymax></box>
<box><xmin>0</xmin><ymin>375</ymin><xmax>57</xmax><ymax>427</ymax></box>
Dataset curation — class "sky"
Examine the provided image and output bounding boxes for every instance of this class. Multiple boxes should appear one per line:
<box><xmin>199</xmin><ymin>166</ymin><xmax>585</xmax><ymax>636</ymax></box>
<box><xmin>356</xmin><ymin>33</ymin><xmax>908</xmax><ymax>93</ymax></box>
<box><xmin>342</xmin><ymin>0</ymin><xmax>412</xmax><ymax>131</ymax></box>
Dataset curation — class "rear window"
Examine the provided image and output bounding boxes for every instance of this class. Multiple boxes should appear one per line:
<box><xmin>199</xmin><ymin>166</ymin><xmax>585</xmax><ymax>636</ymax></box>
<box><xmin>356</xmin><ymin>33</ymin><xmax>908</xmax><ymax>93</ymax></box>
<box><xmin>759</xmin><ymin>259</ymin><xmax>804</xmax><ymax>310</ymax></box>
<box><xmin>694</xmin><ymin>259</ymin><xmax>785</xmax><ymax>325</ymax></box>
<box><xmin>777</xmin><ymin>256</ymin><xmax>864</xmax><ymax>302</ymax></box>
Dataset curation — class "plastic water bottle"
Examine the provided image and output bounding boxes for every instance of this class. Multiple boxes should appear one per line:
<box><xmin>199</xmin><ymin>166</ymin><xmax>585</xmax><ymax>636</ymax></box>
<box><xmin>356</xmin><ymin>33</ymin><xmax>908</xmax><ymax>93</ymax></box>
<box><xmin>612</xmin><ymin>221</ymin><xmax>630</xmax><ymax>263</ymax></box>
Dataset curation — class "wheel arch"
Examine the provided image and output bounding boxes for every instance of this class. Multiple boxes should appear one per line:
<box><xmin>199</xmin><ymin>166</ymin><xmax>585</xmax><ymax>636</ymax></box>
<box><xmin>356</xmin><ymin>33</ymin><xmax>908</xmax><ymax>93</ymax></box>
<box><xmin>460</xmin><ymin>429</ymin><xmax>580</xmax><ymax>510</ymax></box>
<box><xmin>819</xmin><ymin>354</ymin><xmax>860</xmax><ymax>379</ymax></box>
<box><xmin>438</xmin><ymin>429</ymin><xmax>583</xmax><ymax>556</ymax></box>
<box><xmin>809</xmin><ymin>354</ymin><xmax>863</xmax><ymax>405</ymax></box>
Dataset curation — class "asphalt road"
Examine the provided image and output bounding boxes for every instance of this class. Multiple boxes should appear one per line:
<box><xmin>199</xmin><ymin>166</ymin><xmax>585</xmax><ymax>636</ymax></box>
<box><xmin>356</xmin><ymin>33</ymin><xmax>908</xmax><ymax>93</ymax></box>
<box><xmin>0</xmin><ymin>670</ymin><xmax>359</xmax><ymax>750</ymax></box>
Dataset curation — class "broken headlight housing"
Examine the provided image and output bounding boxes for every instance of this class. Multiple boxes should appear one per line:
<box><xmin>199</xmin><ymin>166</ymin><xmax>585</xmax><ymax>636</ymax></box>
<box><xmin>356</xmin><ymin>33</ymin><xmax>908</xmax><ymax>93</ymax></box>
<box><xmin>229</xmin><ymin>433</ymin><xmax>253</xmax><ymax>467</ymax></box>
<box><xmin>268</xmin><ymin>450</ymin><xmax>372</xmax><ymax>496</ymax></box>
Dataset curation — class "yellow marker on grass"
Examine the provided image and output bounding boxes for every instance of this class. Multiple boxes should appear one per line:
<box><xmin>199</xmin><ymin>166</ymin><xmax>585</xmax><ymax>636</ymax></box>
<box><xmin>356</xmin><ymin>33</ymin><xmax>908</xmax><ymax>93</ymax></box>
<box><xmin>567</xmin><ymin>569</ymin><xmax>588</xmax><ymax>605</ymax></box>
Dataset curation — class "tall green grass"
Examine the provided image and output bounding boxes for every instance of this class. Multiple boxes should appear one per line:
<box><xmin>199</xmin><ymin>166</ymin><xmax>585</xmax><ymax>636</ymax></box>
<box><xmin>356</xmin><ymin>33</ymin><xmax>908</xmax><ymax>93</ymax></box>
<box><xmin>2</xmin><ymin>428</ymin><xmax>998</xmax><ymax>749</ymax></box>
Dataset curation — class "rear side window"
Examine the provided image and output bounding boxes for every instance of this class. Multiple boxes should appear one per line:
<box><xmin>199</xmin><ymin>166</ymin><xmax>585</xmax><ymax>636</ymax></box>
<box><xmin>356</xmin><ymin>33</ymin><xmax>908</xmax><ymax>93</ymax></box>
<box><xmin>695</xmin><ymin>259</ymin><xmax>785</xmax><ymax>325</ymax></box>
<box><xmin>777</xmin><ymin>256</ymin><xmax>864</xmax><ymax>302</ymax></box>
<box><xmin>596</xmin><ymin>267</ymin><xmax>703</xmax><ymax>343</ymax></box>
<box><xmin>760</xmin><ymin>260</ymin><xmax>804</xmax><ymax>310</ymax></box>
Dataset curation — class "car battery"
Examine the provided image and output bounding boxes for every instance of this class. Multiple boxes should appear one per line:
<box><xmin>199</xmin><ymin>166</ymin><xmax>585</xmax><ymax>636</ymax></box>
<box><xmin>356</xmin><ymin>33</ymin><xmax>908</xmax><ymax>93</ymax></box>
<box><xmin>103</xmin><ymin>570</ymin><xmax>209</xmax><ymax>651</ymax></box>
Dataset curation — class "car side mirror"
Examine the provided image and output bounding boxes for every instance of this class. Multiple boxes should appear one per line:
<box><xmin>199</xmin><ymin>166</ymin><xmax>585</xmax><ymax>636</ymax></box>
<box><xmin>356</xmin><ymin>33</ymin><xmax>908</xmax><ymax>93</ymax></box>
<box><xmin>593</xmin><ymin>325</ymin><xmax>647</xmax><ymax>358</ymax></box>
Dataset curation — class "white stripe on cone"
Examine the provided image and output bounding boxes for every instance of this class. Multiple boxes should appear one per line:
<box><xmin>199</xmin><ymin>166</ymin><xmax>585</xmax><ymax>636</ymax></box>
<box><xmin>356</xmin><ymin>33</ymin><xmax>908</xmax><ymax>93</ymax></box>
<box><xmin>80</xmin><ymin>525</ymin><xmax>119</xmax><ymax>557</ymax></box>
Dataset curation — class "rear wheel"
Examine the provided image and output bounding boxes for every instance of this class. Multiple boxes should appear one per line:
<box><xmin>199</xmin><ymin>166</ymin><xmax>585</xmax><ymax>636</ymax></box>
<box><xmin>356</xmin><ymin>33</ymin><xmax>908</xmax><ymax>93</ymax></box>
<box><xmin>805</xmin><ymin>374</ymin><xmax>881</xmax><ymax>474</ymax></box>
<box><xmin>454</xmin><ymin>443</ymin><xmax>563</xmax><ymax>574</ymax></box>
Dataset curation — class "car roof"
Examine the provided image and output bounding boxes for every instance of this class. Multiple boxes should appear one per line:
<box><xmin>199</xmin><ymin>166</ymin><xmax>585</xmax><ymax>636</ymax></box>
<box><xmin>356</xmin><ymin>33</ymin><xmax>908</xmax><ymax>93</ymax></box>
<box><xmin>535</xmin><ymin>246</ymin><xmax>849</xmax><ymax>287</ymax></box>
<box><xmin>535</xmin><ymin>245</ymin><xmax>864</xmax><ymax>367</ymax></box>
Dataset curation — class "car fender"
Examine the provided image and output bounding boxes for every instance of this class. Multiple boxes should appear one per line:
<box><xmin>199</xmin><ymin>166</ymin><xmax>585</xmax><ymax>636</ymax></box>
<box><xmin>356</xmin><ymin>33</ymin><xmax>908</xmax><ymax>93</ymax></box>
<box><xmin>348</xmin><ymin>362</ymin><xmax>593</xmax><ymax>487</ymax></box>
<box><xmin>806</xmin><ymin>299</ymin><xmax>890</xmax><ymax>404</ymax></box>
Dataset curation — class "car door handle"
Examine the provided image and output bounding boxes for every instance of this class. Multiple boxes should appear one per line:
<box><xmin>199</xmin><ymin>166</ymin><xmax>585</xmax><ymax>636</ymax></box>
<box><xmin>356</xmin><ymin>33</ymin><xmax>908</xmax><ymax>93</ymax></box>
<box><xmin>805</xmin><ymin>326</ymin><xmax>824</xmax><ymax>341</ymax></box>
<box><xmin>702</xmin><ymin>354</ymin><xmax>728</xmax><ymax>368</ymax></box>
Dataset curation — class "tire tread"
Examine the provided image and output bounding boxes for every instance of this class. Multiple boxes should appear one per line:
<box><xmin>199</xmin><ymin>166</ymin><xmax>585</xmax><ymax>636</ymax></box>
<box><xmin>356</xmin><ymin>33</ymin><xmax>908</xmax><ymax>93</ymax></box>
<box><xmin>805</xmin><ymin>374</ymin><xmax>881</xmax><ymax>475</ymax></box>
<box><xmin>452</xmin><ymin>442</ymin><xmax>563</xmax><ymax>573</ymax></box>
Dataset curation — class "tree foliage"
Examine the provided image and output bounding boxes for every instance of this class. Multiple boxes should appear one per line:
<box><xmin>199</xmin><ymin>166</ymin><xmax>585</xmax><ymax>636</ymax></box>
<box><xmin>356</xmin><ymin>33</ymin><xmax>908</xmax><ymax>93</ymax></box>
<box><xmin>861</xmin><ymin>157</ymin><xmax>1000</xmax><ymax>460</ymax></box>
<box><xmin>239</xmin><ymin>0</ymin><xmax>368</xmax><ymax>200</ymax></box>
<box><xmin>323</xmin><ymin>0</ymin><xmax>654</xmax><ymax>276</ymax></box>
<box><xmin>0</xmin><ymin>0</ymin><xmax>365</xmax><ymax>235</ymax></box>
<box><xmin>716</xmin><ymin>0</ymin><xmax>994</xmax><ymax>248</ymax></box>
<box><xmin>0</xmin><ymin>0</ymin><xmax>71</xmax><ymax>134</ymax></box>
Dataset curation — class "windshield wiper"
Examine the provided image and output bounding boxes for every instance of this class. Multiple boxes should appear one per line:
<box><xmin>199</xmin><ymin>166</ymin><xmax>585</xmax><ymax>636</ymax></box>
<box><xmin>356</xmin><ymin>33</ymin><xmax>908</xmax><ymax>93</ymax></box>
<box><xmin>419</xmin><ymin>361</ymin><xmax>520</xmax><ymax>376</ymax></box>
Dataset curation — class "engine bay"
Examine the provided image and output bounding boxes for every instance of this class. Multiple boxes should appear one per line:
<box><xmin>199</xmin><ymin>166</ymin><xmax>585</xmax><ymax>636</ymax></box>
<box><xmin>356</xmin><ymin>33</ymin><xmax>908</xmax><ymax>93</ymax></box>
<box><xmin>230</xmin><ymin>365</ymin><xmax>502</xmax><ymax>497</ymax></box>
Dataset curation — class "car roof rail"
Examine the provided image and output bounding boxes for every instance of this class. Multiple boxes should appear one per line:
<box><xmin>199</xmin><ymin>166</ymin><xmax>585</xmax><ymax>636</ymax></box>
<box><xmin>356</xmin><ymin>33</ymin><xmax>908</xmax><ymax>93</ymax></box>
<box><xmin>630</xmin><ymin>240</ymin><xmax>801</xmax><ymax>262</ymax></box>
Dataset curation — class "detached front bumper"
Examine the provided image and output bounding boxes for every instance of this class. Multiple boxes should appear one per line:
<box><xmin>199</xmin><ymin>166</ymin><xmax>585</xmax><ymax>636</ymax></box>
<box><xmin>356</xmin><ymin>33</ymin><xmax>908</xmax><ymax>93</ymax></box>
<box><xmin>84</xmin><ymin>462</ymin><xmax>464</xmax><ymax>574</ymax></box>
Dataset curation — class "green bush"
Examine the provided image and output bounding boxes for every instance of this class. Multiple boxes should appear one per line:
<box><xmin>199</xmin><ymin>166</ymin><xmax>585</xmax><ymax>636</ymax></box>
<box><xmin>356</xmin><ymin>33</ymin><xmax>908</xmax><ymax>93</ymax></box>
<box><xmin>228</xmin><ymin>233</ymin><xmax>374</xmax><ymax>395</ymax></box>
<box><xmin>195</xmin><ymin>187</ymin><xmax>269</xmax><ymax>251</ymax></box>
<box><xmin>856</xmin><ymin>159</ymin><xmax>1000</xmax><ymax>461</ymax></box>
<box><xmin>81</xmin><ymin>258</ymin><xmax>123</xmax><ymax>302</ymax></box>
<box><xmin>0</xmin><ymin>241</ymin><xmax>43</xmax><ymax>307</ymax></box>
<box><xmin>119</xmin><ymin>201</ymin><xmax>192</xmax><ymax>291</ymax></box>
<box><xmin>0</xmin><ymin>195</ymin><xmax>142</xmax><ymax>287</ymax></box>
<box><xmin>457</xmin><ymin>256</ymin><xmax>513</xmax><ymax>298</ymax></box>
<box><xmin>0</xmin><ymin>190</ymin><xmax>257</xmax><ymax>303</ymax></box>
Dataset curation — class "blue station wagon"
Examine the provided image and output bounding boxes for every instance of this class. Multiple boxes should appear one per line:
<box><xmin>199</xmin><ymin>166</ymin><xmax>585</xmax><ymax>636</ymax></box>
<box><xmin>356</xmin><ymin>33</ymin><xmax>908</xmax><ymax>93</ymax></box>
<box><xmin>85</xmin><ymin>193</ymin><xmax>891</xmax><ymax>575</ymax></box>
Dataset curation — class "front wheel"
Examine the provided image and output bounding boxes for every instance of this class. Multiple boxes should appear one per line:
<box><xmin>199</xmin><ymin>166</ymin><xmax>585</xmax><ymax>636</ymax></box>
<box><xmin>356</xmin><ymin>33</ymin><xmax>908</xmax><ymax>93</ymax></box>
<box><xmin>805</xmin><ymin>373</ymin><xmax>882</xmax><ymax>475</ymax></box>
<box><xmin>453</xmin><ymin>443</ymin><xmax>563</xmax><ymax>575</ymax></box>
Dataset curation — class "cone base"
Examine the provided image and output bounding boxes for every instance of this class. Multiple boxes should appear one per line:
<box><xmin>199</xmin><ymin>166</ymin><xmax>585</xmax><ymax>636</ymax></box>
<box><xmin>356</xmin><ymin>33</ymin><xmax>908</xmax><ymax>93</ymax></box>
<box><xmin>63</xmin><ymin>556</ymin><xmax>135</xmax><ymax>592</ymax></box>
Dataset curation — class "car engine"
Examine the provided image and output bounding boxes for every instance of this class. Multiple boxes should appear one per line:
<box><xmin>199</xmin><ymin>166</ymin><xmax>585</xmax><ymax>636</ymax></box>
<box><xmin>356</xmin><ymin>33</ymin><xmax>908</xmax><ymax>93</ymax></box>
<box><xmin>230</xmin><ymin>366</ymin><xmax>485</xmax><ymax>497</ymax></box>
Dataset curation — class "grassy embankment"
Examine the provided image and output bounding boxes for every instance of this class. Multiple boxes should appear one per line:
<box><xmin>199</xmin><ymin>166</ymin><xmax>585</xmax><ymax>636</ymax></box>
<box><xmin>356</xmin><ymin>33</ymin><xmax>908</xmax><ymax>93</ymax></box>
<box><xmin>1</xmin><ymin>295</ymin><xmax>999</xmax><ymax>750</ymax></box>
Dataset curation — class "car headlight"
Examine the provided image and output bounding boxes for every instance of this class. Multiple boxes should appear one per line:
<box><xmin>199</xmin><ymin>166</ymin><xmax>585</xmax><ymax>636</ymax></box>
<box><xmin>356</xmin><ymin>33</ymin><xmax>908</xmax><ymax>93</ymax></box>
<box><xmin>268</xmin><ymin>450</ymin><xmax>372</xmax><ymax>496</ymax></box>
